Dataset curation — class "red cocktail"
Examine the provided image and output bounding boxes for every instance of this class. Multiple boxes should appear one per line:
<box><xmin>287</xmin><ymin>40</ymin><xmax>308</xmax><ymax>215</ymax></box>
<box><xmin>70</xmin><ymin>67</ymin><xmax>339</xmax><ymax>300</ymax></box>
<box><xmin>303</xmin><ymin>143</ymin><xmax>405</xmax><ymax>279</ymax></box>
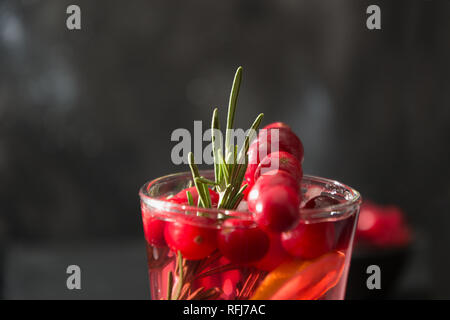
<box><xmin>139</xmin><ymin>66</ymin><xmax>361</xmax><ymax>300</ymax></box>
<box><xmin>139</xmin><ymin>171</ymin><xmax>360</xmax><ymax>300</ymax></box>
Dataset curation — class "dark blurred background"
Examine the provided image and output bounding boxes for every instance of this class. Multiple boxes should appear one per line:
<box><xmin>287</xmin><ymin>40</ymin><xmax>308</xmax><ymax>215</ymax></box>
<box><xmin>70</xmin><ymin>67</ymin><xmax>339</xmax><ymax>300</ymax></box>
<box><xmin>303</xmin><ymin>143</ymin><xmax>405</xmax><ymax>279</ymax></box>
<box><xmin>0</xmin><ymin>0</ymin><xmax>449</xmax><ymax>299</ymax></box>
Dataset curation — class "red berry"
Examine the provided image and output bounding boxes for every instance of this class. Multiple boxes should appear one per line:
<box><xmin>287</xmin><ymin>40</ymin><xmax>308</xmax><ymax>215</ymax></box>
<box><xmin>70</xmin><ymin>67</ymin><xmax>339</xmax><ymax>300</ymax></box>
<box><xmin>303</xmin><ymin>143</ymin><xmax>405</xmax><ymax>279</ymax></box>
<box><xmin>218</xmin><ymin>219</ymin><xmax>269</xmax><ymax>264</ymax></box>
<box><xmin>164</xmin><ymin>217</ymin><xmax>217</xmax><ymax>260</ymax></box>
<box><xmin>248</xmin><ymin>170</ymin><xmax>300</xmax><ymax>213</ymax></box>
<box><xmin>253</xmin><ymin>231</ymin><xmax>290</xmax><ymax>271</ymax></box>
<box><xmin>254</xmin><ymin>151</ymin><xmax>303</xmax><ymax>182</ymax></box>
<box><xmin>245</xmin><ymin>142</ymin><xmax>263</xmax><ymax>186</ymax></box>
<box><xmin>356</xmin><ymin>203</ymin><xmax>411</xmax><ymax>247</ymax></box>
<box><xmin>303</xmin><ymin>195</ymin><xmax>340</xmax><ymax>209</ymax></box>
<box><xmin>141</xmin><ymin>210</ymin><xmax>166</xmax><ymax>247</ymax></box>
<box><xmin>169</xmin><ymin>186</ymin><xmax>219</xmax><ymax>207</ymax></box>
<box><xmin>259</xmin><ymin>128</ymin><xmax>304</xmax><ymax>163</ymax></box>
<box><xmin>263</xmin><ymin>122</ymin><xmax>292</xmax><ymax>130</ymax></box>
<box><xmin>253</xmin><ymin>185</ymin><xmax>300</xmax><ymax>232</ymax></box>
<box><xmin>356</xmin><ymin>202</ymin><xmax>380</xmax><ymax>239</ymax></box>
<box><xmin>281</xmin><ymin>221</ymin><xmax>335</xmax><ymax>259</ymax></box>
<box><xmin>245</xmin><ymin>128</ymin><xmax>304</xmax><ymax>184</ymax></box>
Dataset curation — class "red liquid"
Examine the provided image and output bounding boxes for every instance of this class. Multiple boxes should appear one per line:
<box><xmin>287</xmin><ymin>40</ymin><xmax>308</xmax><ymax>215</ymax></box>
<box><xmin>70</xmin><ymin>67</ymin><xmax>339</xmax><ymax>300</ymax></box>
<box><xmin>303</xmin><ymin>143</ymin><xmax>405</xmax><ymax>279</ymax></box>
<box><xmin>142</xmin><ymin>208</ymin><xmax>357</xmax><ymax>300</ymax></box>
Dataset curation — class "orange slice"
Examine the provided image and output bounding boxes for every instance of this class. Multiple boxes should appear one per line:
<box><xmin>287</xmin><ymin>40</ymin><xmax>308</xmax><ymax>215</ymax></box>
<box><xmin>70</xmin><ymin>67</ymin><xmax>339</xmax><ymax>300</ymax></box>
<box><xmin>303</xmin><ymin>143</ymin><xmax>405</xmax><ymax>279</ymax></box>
<box><xmin>251</xmin><ymin>259</ymin><xmax>311</xmax><ymax>300</ymax></box>
<box><xmin>251</xmin><ymin>251</ymin><xmax>345</xmax><ymax>300</ymax></box>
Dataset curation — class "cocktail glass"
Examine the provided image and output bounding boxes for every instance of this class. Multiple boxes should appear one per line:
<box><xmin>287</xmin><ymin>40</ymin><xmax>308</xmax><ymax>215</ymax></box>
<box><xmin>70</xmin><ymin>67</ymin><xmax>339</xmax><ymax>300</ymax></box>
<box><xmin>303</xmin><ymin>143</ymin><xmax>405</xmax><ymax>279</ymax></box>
<box><xmin>139</xmin><ymin>171</ymin><xmax>361</xmax><ymax>300</ymax></box>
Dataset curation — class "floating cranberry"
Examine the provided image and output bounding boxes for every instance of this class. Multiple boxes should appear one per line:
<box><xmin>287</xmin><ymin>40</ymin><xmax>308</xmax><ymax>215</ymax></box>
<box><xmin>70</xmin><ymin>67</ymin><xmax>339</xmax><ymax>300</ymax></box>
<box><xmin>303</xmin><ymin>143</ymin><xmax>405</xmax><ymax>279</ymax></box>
<box><xmin>217</xmin><ymin>219</ymin><xmax>269</xmax><ymax>264</ymax></box>
<box><xmin>141</xmin><ymin>212</ymin><xmax>166</xmax><ymax>247</ymax></box>
<box><xmin>253</xmin><ymin>185</ymin><xmax>300</xmax><ymax>232</ymax></box>
<box><xmin>281</xmin><ymin>221</ymin><xmax>335</xmax><ymax>259</ymax></box>
<box><xmin>169</xmin><ymin>186</ymin><xmax>219</xmax><ymax>207</ymax></box>
<box><xmin>254</xmin><ymin>151</ymin><xmax>303</xmax><ymax>182</ymax></box>
<box><xmin>164</xmin><ymin>217</ymin><xmax>217</xmax><ymax>260</ymax></box>
<box><xmin>253</xmin><ymin>231</ymin><xmax>290</xmax><ymax>271</ymax></box>
<box><xmin>247</xmin><ymin>170</ymin><xmax>300</xmax><ymax>213</ymax></box>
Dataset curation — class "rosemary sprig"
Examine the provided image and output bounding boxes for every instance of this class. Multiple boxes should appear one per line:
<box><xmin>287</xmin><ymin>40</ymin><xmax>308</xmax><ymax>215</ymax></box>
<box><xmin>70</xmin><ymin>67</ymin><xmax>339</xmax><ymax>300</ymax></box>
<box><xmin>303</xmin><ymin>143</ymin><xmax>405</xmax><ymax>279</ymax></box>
<box><xmin>186</xmin><ymin>190</ymin><xmax>194</xmax><ymax>206</ymax></box>
<box><xmin>172</xmin><ymin>251</ymin><xmax>184</xmax><ymax>300</ymax></box>
<box><xmin>211</xmin><ymin>108</ymin><xmax>221</xmax><ymax>184</ymax></box>
<box><xmin>188</xmin><ymin>152</ymin><xmax>212</xmax><ymax>208</ymax></box>
<box><xmin>167</xmin><ymin>271</ymin><xmax>174</xmax><ymax>300</ymax></box>
<box><xmin>225</xmin><ymin>66</ymin><xmax>242</xmax><ymax>161</ymax></box>
<box><xmin>187</xmin><ymin>67</ymin><xmax>263</xmax><ymax>211</ymax></box>
<box><xmin>170</xmin><ymin>67</ymin><xmax>264</xmax><ymax>300</ymax></box>
<box><xmin>195</xmin><ymin>177</ymin><xmax>219</xmax><ymax>186</ymax></box>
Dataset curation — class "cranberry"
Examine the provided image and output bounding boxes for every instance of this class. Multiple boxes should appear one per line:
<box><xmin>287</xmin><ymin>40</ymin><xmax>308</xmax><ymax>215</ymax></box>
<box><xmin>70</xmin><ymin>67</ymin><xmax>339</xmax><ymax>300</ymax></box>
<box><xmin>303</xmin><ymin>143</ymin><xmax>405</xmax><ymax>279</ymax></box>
<box><xmin>217</xmin><ymin>219</ymin><xmax>269</xmax><ymax>264</ymax></box>
<box><xmin>258</xmin><ymin>127</ymin><xmax>304</xmax><ymax>163</ymax></box>
<box><xmin>253</xmin><ymin>185</ymin><xmax>300</xmax><ymax>232</ymax></box>
<box><xmin>169</xmin><ymin>186</ymin><xmax>219</xmax><ymax>207</ymax></box>
<box><xmin>247</xmin><ymin>170</ymin><xmax>300</xmax><ymax>213</ymax></box>
<box><xmin>356</xmin><ymin>202</ymin><xmax>411</xmax><ymax>247</ymax></box>
<box><xmin>263</xmin><ymin>122</ymin><xmax>292</xmax><ymax>130</ymax></box>
<box><xmin>253</xmin><ymin>231</ymin><xmax>290</xmax><ymax>271</ymax></box>
<box><xmin>245</xmin><ymin>128</ymin><xmax>304</xmax><ymax>184</ymax></box>
<box><xmin>254</xmin><ymin>151</ymin><xmax>303</xmax><ymax>182</ymax></box>
<box><xmin>281</xmin><ymin>221</ymin><xmax>335</xmax><ymax>259</ymax></box>
<box><xmin>356</xmin><ymin>202</ymin><xmax>381</xmax><ymax>240</ymax></box>
<box><xmin>303</xmin><ymin>195</ymin><xmax>340</xmax><ymax>209</ymax></box>
<box><xmin>164</xmin><ymin>217</ymin><xmax>217</xmax><ymax>260</ymax></box>
<box><xmin>244</xmin><ymin>141</ymin><xmax>263</xmax><ymax>186</ymax></box>
<box><xmin>141</xmin><ymin>211</ymin><xmax>166</xmax><ymax>247</ymax></box>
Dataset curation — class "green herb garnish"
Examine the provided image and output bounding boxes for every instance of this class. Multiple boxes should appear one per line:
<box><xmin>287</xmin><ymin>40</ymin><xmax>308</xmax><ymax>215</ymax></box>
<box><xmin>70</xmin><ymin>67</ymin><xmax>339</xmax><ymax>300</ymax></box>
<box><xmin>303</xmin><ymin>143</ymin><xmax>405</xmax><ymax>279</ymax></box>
<box><xmin>168</xmin><ymin>67</ymin><xmax>263</xmax><ymax>300</ymax></box>
<box><xmin>188</xmin><ymin>66</ymin><xmax>264</xmax><ymax>210</ymax></box>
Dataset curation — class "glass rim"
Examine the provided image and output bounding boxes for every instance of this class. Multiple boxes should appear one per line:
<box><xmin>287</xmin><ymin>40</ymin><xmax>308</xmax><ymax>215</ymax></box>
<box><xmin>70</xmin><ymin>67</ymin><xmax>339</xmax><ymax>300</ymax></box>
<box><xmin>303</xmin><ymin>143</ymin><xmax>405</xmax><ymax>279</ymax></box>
<box><xmin>139</xmin><ymin>170</ymin><xmax>362</xmax><ymax>223</ymax></box>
